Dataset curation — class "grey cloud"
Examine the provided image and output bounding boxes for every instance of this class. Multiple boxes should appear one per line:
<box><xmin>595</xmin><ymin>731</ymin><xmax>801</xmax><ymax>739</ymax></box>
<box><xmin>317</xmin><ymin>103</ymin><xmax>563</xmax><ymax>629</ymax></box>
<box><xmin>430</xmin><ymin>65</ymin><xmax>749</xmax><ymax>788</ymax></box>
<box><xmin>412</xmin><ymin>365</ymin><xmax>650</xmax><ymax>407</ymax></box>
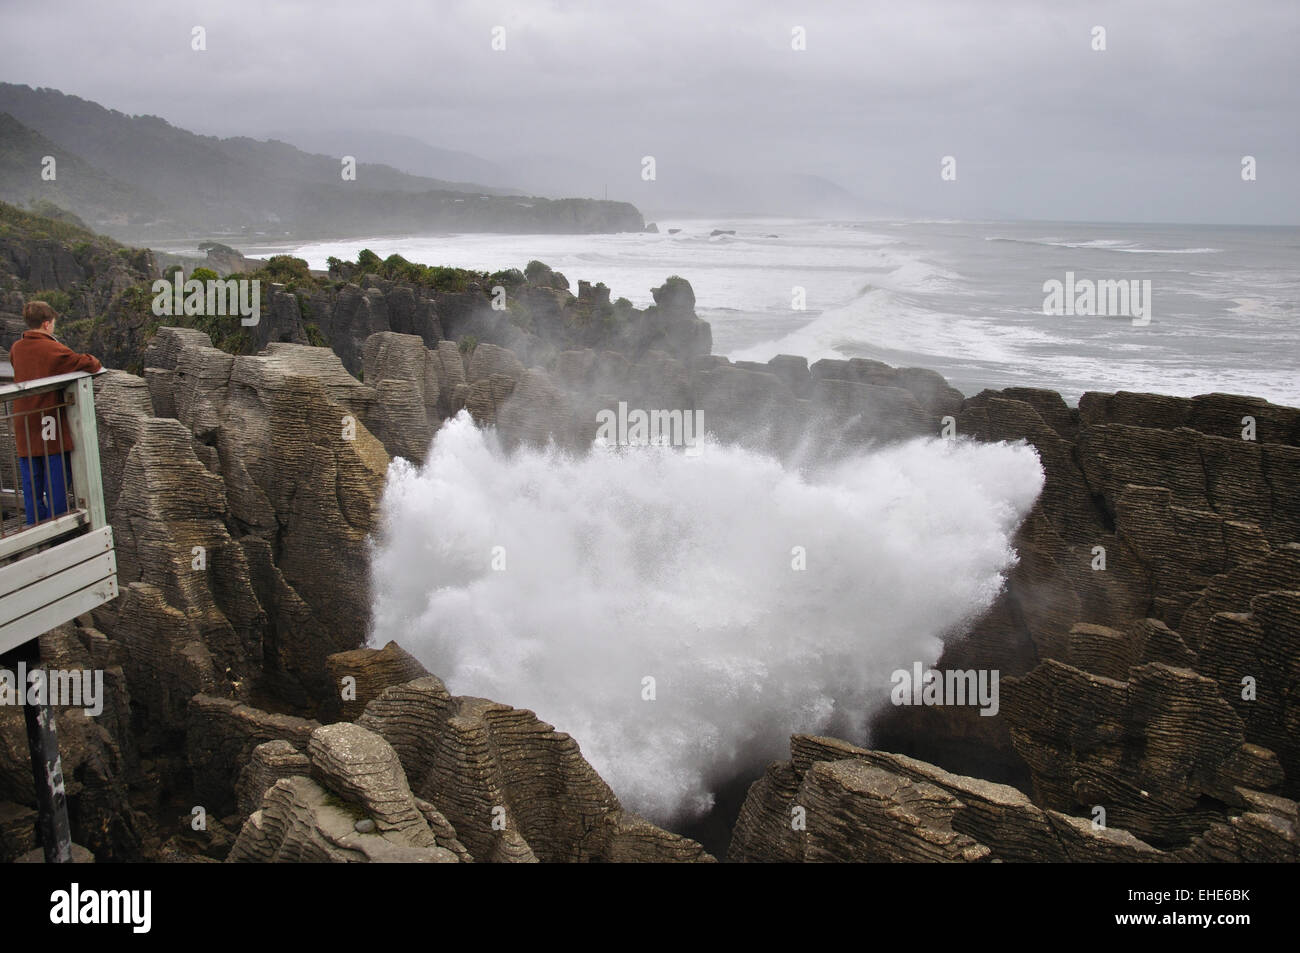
<box><xmin>0</xmin><ymin>0</ymin><xmax>1295</xmax><ymax>222</ymax></box>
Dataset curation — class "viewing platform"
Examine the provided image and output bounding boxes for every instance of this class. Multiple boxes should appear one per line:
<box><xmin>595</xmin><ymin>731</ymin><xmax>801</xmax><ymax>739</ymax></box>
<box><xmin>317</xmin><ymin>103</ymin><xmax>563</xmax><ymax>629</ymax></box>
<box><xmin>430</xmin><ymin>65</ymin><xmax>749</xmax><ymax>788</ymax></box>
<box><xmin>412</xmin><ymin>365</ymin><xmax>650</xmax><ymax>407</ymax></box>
<box><xmin>0</xmin><ymin>367</ymin><xmax>116</xmax><ymax>862</ymax></box>
<box><xmin>0</xmin><ymin>370</ymin><xmax>117</xmax><ymax>653</ymax></box>
<box><xmin>0</xmin><ymin>369</ymin><xmax>117</xmax><ymax>655</ymax></box>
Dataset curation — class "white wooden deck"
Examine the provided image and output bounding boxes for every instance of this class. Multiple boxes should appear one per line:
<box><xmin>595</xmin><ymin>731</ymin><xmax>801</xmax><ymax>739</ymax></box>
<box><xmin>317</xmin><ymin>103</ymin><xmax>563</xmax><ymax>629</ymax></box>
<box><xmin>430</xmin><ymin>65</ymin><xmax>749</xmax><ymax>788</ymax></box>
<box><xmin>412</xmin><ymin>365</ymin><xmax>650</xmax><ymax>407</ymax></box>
<box><xmin>0</xmin><ymin>525</ymin><xmax>117</xmax><ymax>653</ymax></box>
<box><xmin>0</xmin><ymin>370</ymin><xmax>117</xmax><ymax>654</ymax></box>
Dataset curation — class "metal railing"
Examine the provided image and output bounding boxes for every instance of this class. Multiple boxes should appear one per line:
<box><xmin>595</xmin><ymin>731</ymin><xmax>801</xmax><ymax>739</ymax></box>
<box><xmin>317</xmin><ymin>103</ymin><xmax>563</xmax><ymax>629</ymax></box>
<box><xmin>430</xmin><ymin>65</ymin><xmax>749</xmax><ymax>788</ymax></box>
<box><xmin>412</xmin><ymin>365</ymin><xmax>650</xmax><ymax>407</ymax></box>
<box><xmin>0</xmin><ymin>370</ymin><xmax>116</xmax><ymax>654</ymax></box>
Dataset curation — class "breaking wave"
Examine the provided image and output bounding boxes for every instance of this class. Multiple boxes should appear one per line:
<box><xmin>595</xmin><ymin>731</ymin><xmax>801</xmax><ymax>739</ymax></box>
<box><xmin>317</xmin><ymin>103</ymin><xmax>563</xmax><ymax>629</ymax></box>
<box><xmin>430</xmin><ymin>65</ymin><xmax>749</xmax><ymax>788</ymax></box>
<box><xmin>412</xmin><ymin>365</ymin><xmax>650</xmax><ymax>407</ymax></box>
<box><xmin>368</xmin><ymin>411</ymin><xmax>1044</xmax><ymax>823</ymax></box>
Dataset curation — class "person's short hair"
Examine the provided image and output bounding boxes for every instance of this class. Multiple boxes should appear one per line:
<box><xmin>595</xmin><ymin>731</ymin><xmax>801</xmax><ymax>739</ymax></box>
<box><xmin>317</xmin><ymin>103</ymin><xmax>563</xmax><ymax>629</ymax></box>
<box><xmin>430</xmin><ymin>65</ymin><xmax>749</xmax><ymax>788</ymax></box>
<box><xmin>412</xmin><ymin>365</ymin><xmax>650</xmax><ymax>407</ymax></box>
<box><xmin>22</xmin><ymin>300</ymin><xmax>58</xmax><ymax>329</ymax></box>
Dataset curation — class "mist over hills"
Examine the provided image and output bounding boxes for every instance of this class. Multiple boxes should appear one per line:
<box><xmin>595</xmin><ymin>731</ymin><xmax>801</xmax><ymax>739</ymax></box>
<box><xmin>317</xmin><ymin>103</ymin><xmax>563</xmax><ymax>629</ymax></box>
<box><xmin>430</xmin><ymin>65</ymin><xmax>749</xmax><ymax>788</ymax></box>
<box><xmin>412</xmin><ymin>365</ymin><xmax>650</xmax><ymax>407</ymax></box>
<box><xmin>269</xmin><ymin>127</ymin><xmax>523</xmax><ymax>195</ymax></box>
<box><xmin>491</xmin><ymin>153</ymin><xmax>897</xmax><ymax>219</ymax></box>
<box><xmin>0</xmin><ymin>80</ymin><xmax>897</xmax><ymax>244</ymax></box>
<box><xmin>269</xmin><ymin>126</ymin><xmax>894</xmax><ymax>219</ymax></box>
<box><xmin>0</xmin><ymin>83</ymin><xmax>643</xmax><ymax>242</ymax></box>
<box><xmin>0</xmin><ymin>111</ymin><xmax>165</xmax><ymax>226</ymax></box>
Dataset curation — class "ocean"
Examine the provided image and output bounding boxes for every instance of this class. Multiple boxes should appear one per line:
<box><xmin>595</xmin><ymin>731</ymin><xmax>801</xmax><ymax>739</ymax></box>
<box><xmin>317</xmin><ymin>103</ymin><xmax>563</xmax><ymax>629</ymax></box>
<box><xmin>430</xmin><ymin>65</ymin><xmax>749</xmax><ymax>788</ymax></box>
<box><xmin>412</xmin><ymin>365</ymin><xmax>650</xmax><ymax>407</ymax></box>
<box><xmin>277</xmin><ymin>221</ymin><xmax>1300</xmax><ymax>824</ymax></box>
<box><xmin>284</xmin><ymin>219</ymin><xmax>1300</xmax><ymax>407</ymax></box>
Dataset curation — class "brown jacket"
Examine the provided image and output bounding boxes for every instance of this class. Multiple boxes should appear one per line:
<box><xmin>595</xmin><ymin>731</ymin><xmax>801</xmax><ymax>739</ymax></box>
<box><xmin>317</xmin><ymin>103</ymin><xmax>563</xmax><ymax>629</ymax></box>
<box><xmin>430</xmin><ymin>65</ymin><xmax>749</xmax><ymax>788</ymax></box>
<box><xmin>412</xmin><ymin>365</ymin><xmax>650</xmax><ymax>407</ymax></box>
<box><xmin>10</xmin><ymin>329</ymin><xmax>102</xmax><ymax>457</ymax></box>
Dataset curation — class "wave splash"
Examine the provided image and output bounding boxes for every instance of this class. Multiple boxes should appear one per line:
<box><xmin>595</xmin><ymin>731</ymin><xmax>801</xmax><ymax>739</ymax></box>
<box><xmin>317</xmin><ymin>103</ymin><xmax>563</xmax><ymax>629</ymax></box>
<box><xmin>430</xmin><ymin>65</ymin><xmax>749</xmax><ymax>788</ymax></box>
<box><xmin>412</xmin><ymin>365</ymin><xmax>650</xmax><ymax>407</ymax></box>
<box><xmin>368</xmin><ymin>412</ymin><xmax>1045</xmax><ymax>823</ymax></box>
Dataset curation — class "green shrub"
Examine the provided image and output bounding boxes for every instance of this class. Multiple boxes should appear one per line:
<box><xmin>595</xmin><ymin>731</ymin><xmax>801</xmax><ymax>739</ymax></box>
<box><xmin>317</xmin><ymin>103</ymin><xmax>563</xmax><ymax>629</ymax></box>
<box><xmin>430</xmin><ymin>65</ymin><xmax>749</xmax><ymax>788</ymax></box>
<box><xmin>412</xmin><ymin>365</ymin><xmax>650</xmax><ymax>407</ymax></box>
<box><xmin>489</xmin><ymin>268</ymin><xmax>526</xmax><ymax>289</ymax></box>
<box><xmin>425</xmin><ymin>266</ymin><xmax>472</xmax><ymax>292</ymax></box>
<box><xmin>381</xmin><ymin>253</ymin><xmax>425</xmax><ymax>283</ymax></box>
<box><xmin>25</xmin><ymin>199</ymin><xmax>86</xmax><ymax>229</ymax></box>
<box><xmin>117</xmin><ymin>284</ymin><xmax>153</xmax><ymax>315</ymax></box>
<box><xmin>524</xmin><ymin>260</ymin><xmax>552</xmax><ymax>284</ymax></box>
<box><xmin>30</xmin><ymin>289</ymin><xmax>72</xmax><ymax>314</ymax></box>
<box><xmin>261</xmin><ymin>255</ymin><xmax>311</xmax><ymax>284</ymax></box>
<box><xmin>56</xmin><ymin>317</ymin><xmax>93</xmax><ymax>347</ymax></box>
<box><xmin>0</xmin><ymin>198</ymin><xmax>104</xmax><ymax>244</ymax></box>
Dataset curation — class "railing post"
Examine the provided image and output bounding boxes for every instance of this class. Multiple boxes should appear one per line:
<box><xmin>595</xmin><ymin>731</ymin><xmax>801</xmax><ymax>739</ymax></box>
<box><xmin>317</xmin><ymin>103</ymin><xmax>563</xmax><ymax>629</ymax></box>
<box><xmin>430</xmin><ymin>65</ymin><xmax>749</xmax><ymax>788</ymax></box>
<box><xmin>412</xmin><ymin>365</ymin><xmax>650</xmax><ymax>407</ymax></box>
<box><xmin>2</xmin><ymin>639</ymin><xmax>73</xmax><ymax>862</ymax></box>
<box><xmin>64</xmin><ymin>375</ymin><xmax>106</xmax><ymax>531</ymax></box>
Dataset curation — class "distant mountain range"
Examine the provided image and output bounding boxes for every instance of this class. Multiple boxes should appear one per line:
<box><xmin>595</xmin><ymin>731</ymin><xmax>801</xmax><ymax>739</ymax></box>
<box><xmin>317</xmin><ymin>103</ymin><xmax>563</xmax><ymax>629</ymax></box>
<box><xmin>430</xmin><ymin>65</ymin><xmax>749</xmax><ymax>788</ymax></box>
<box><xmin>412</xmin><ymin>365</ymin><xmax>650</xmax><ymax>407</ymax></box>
<box><xmin>268</xmin><ymin>127</ymin><xmax>523</xmax><ymax>195</ymax></box>
<box><xmin>0</xmin><ymin>84</ymin><xmax>643</xmax><ymax>241</ymax></box>
<box><xmin>270</xmin><ymin>128</ymin><xmax>895</xmax><ymax>219</ymax></box>
<box><xmin>0</xmin><ymin>82</ymin><xmax>892</xmax><ymax>244</ymax></box>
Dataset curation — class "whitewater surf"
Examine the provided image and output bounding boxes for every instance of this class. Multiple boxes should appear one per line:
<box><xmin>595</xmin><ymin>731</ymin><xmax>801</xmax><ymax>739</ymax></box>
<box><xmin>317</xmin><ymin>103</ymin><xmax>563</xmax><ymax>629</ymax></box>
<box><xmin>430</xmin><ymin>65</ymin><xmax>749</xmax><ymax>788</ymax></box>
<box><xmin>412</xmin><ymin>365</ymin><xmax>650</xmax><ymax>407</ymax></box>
<box><xmin>369</xmin><ymin>412</ymin><xmax>1044</xmax><ymax>823</ymax></box>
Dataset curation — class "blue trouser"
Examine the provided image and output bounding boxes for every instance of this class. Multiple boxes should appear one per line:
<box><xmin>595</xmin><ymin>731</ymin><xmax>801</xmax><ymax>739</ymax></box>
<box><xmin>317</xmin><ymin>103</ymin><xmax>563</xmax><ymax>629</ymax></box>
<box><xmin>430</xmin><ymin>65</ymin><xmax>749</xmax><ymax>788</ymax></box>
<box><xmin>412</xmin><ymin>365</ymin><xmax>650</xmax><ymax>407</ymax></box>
<box><xmin>19</xmin><ymin>452</ymin><xmax>73</xmax><ymax>525</ymax></box>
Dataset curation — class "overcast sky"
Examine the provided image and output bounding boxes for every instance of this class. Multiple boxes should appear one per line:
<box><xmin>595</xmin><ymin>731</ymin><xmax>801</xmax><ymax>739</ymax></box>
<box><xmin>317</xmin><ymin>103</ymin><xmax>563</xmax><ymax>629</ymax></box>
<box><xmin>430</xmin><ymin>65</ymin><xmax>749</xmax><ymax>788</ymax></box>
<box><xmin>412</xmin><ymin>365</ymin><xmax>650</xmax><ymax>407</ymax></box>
<box><xmin>1</xmin><ymin>0</ymin><xmax>1297</xmax><ymax>223</ymax></box>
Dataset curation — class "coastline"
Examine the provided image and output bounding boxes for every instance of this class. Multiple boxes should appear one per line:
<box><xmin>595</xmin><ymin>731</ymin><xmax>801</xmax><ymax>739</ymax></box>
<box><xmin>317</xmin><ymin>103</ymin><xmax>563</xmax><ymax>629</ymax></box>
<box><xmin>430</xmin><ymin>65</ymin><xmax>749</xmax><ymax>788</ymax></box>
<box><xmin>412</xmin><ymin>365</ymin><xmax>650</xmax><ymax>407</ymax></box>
<box><xmin>0</xmin><ymin>213</ymin><xmax>1297</xmax><ymax>864</ymax></box>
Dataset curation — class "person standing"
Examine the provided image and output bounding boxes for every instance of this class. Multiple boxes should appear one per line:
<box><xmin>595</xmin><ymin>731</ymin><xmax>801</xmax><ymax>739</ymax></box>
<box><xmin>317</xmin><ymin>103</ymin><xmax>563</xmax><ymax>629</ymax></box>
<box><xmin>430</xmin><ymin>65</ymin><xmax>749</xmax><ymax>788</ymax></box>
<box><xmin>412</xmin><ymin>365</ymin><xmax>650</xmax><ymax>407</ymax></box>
<box><xmin>9</xmin><ymin>301</ymin><xmax>103</xmax><ymax>524</ymax></box>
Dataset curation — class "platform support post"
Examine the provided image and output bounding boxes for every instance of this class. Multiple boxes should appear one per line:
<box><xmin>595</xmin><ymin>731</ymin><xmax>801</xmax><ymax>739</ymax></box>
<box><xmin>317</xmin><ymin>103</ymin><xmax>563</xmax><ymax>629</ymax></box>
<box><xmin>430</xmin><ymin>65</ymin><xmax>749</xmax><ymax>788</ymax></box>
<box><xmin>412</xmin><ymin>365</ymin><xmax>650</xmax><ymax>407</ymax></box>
<box><xmin>4</xmin><ymin>640</ymin><xmax>73</xmax><ymax>862</ymax></box>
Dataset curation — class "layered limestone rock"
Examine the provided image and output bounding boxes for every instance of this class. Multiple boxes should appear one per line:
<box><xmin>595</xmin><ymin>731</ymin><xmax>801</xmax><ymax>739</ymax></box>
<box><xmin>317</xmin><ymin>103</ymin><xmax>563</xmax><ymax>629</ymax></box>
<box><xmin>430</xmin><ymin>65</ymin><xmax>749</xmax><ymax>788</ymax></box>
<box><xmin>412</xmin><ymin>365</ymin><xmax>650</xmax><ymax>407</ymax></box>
<box><xmin>873</xmin><ymin>385</ymin><xmax>1300</xmax><ymax>804</ymax></box>
<box><xmin>235</xmin><ymin>740</ymin><xmax>310</xmax><ymax>818</ymax></box>
<box><xmin>1002</xmin><ymin>660</ymin><xmax>1283</xmax><ymax>845</ymax></box>
<box><xmin>1078</xmin><ymin>390</ymin><xmax>1300</xmax><ymax>446</ymax></box>
<box><xmin>466</xmin><ymin>341</ymin><xmax>527</xmax><ymax>384</ymax></box>
<box><xmin>1077</xmin><ymin>423</ymin><xmax>1300</xmax><ymax>549</ymax></box>
<box><xmin>464</xmin><ymin>373</ymin><xmax>518</xmax><ymax>428</ymax></box>
<box><xmin>325</xmin><ymin>640</ymin><xmax>429</xmax><ymax>721</ymax></box>
<box><xmin>142</xmin><ymin>323</ymin><xmax>1298</xmax><ymax>863</ymax></box>
<box><xmin>811</xmin><ymin>357</ymin><xmax>964</xmax><ymax>423</ymax></box>
<box><xmin>0</xmin><ymin>624</ymin><xmax>143</xmax><ymax>860</ymax></box>
<box><xmin>115</xmin><ymin>265</ymin><xmax>713</xmax><ymax>384</ymax></box>
<box><xmin>7</xmin><ymin>241</ymin><xmax>1298</xmax><ymax>866</ymax></box>
<box><xmin>308</xmin><ymin>319</ymin><xmax>982</xmax><ymax>474</ymax></box>
<box><xmin>730</xmin><ymin>734</ymin><xmax>1295</xmax><ymax>862</ymax></box>
<box><xmin>186</xmin><ymin>695</ymin><xmax>319</xmax><ymax>816</ymax></box>
<box><xmin>92</xmin><ymin>368</ymin><xmax>261</xmax><ymax>727</ymax></box>
<box><xmin>1063</xmin><ymin>620</ymin><xmax>1197</xmax><ymax>680</ymax></box>
<box><xmin>53</xmin><ymin>325</ymin><xmax>675</xmax><ymax>862</ymax></box>
<box><xmin>131</xmin><ymin>329</ymin><xmax>392</xmax><ymax>709</ymax></box>
<box><xmin>227</xmin><ymin>723</ymin><xmax>465</xmax><ymax>863</ymax></box>
<box><xmin>458</xmin><ymin>344</ymin><xmax>958</xmax><ymax>463</ymax></box>
<box><xmin>430</xmin><ymin>340</ymin><xmax>469</xmax><ymax>416</ymax></box>
<box><xmin>496</xmin><ymin>369</ymin><xmax>575</xmax><ymax>448</ymax></box>
<box><xmin>793</xmin><ymin>760</ymin><xmax>992</xmax><ymax>862</ymax></box>
<box><xmin>730</xmin><ymin>377</ymin><xmax>1300</xmax><ymax>861</ymax></box>
<box><xmin>1196</xmin><ymin>588</ymin><xmax>1300</xmax><ymax>794</ymax></box>
<box><xmin>0</xmin><ymin>801</ymin><xmax>37</xmax><ymax>862</ymax></box>
<box><xmin>360</xmin><ymin>331</ymin><xmax>444</xmax><ymax>462</ymax></box>
<box><xmin>623</xmin><ymin>276</ymin><xmax>713</xmax><ymax>360</ymax></box>
<box><xmin>355</xmin><ymin>676</ymin><xmax>714</xmax><ymax>862</ymax></box>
